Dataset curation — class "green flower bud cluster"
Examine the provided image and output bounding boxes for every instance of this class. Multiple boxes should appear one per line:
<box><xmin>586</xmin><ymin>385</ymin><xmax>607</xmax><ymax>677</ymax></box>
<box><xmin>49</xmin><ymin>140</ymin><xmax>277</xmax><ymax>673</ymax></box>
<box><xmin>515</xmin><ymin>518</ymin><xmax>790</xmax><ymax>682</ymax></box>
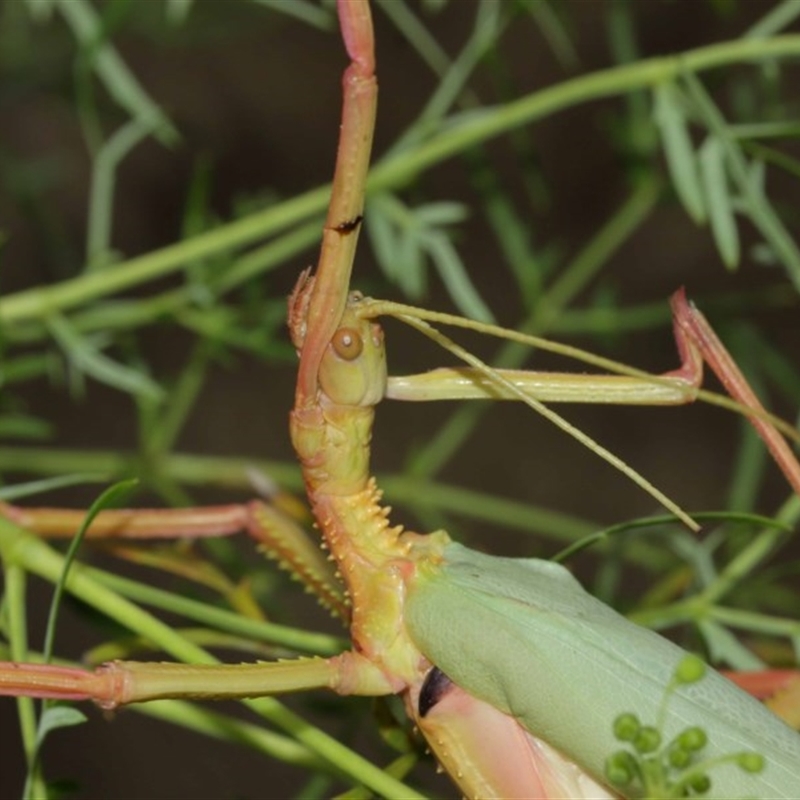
<box><xmin>604</xmin><ymin>655</ymin><xmax>764</xmax><ymax>798</ymax></box>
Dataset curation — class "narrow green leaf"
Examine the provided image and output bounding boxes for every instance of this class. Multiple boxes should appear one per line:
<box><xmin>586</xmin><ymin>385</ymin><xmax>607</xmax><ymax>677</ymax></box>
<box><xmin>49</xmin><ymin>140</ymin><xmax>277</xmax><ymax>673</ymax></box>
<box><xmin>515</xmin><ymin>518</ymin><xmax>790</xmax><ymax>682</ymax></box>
<box><xmin>48</xmin><ymin>314</ymin><xmax>164</xmax><ymax>400</ymax></box>
<box><xmin>35</xmin><ymin>706</ymin><xmax>88</xmax><ymax>744</ymax></box>
<box><xmin>365</xmin><ymin>195</ymin><xmax>402</xmax><ymax>284</ymax></box>
<box><xmin>653</xmin><ymin>82</ymin><xmax>706</xmax><ymax>224</ymax></box>
<box><xmin>334</xmin><ymin>785</ymin><xmax>370</xmax><ymax>800</ymax></box>
<box><xmin>87</xmin><ymin>118</ymin><xmax>157</xmax><ymax>265</ymax></box>
<box><xmin>57</xmin><ymin>0</ymin><xmax>179</xmax><ymax>145</ymax></box>
<box><xmin>730</xmin><ymin>120</ymin><xmax>800</xmax><ymax>140</ymax></box>
<box><xmin>249</xmin><ymin>0</ymin><xmax>336</xmax><ymax>30</ymax></box>
<box><xmin>0</xmin><ymin>414</ymin><xmax>53</xmax><ymax>441</ymax></box>
<box><xmin>0</xmin><ymin>474</ymin><xmax>104</xmax><ymax>502</ymax></box>
<box><xmin>551</xmin><ymin>512</ymin><xmax>790</xmax><ymax>564</ymax></box>
<box><xmin>683</xmin><ymin>70</ymin><xmax>800</xmax><ymax>291</ymax></box>
<box><xmin>415</xmin><ymin>202</ymin><xmax>469</xmax><ymax>227</ymax></box>
<box><xmin>42</xmin><ymin>478</ymin><xmax>139</xmax><ymax>663</ymax></box>
<box><xmin>23</xmin><ymin>0</ymin><xmax>56</xmax><ymax>22</ymax></box>
<box><xmin>748</xmin><ymin>157</ymin><xmax>766</xmax><ymax>195</ymax></box>
<box><xmin>0</xmin><ymin>353</ymin><xmax>56</xmax><ymax>385</ymax></box>
<box><xmin>165</xmin><ymin>0</ymin><xmax>194</xmax><ymax>25</ymax></box>
<box><xmin>367</xmin><ymin>194</ymin><xmax>428</xmax><ymax>299</ymax></box>
<box><xmin>698</xmin><ymin>619</ymin><xmax>765</xmax><ymax>670</ymax></box>
<box><xmin>745</xmin><ymin>0</ymin><xmax>800</xmax><ymax>38</ymax></box>
<box><xmin>369</xmin><ymin>197</ymin><xmax>480</xmax><ymax>314</ymax></box>
<box><xmin>396</xmin><ymin>235</ymin><xmax>426</xmax><ymax>299</ymax></box>
<box><xmin>521</xmin><ymin>0</ymin><xmax>580</xmax><ymax>70</ymax></box>
<box><xmin>699</xmin><ymin>137</ymin><xmax>739</xmax><ymax>269</ymax></box>
<box><xmin>181</xmin><ymin>155</ymin><xmax>214</xmax><ymax>239</ymax></box>
<box><xmin>425</xmin><ymin>233</ymin><xmax>495</xmax><ymax>323</ymax></box>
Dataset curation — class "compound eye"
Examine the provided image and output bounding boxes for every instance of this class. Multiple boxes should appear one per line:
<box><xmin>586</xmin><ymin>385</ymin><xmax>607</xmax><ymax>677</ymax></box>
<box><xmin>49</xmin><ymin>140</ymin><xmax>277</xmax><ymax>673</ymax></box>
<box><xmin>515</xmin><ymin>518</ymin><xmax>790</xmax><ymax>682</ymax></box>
<box><xmin>331</xmin><ymin>327</ymin><xmax>363</xmax><ymax>361</ymax></box>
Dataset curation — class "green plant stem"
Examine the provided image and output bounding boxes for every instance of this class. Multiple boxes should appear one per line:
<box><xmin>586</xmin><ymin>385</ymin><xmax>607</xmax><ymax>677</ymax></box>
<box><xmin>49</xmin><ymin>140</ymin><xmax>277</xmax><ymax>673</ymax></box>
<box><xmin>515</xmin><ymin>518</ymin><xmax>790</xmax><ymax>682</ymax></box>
<box><xmin>708</xmin><ymin>605</ymin><xmax>800</xmax><ymax>639</ymax></box>
<box><xmin>86</xmin><ymin>566</ymin><xmax>345</xmax><ymax>655</ymax></box>
<box><xmin>683</xmin><ymin>71</ymin><xmax>800</xmax><ymax>291</ymax></box>
<box><xmin>5</xmin><ymin>565</ymin><xmax>49</xmax><ymax>800</ymax></box>
<box><xmin>368</xmin><ymin>35</ymin><xmax>800</xmax><ymax>196</ymax></box>
<box><xmin>0</xmin><ymin>446</ymin><xmax>305</xmax><ymax>490</ymax></box>
<box><xmin>55</xmin><ymin>0</ymin><xmax>177</xmax><ymax>144</ymax></box>
<box><xmin>0</xmin><ymin>189</ymin><xmax>330</xmax><ymax>326</ymax></box>
<box><xmin>0</xmin><ymin>644</ymin><xmax>328</xmax><ymax>773</ymax></box>
<box><xmin>0</xmin><ymin>518</ymin><xmax>423</xmax><ymax>799</ymax></box>
<box><xmin>136</xmin><ymin>699</ymin><xmax>326</xmax><ymax>769</ymax></box>
<box><xmin>5</xmin><ymin>566</ymin><xmax>35</xmax><ymax>759</ymax></box>
<box><xmin>746</xmin><ymin>0</ymin><xmax>800</xmax><ymax>38</ymax></box>
<box><xmin>2</xmin><ymin>35</ymin><xmax>800</xmax><ymax>326</ymax></box>
<box><xmin>87</xmin><ymin>118</ymin><xmax>156</xmax><ymax>263</ymax></box>
<box><xmin>407</xmin><ymin>176</ymin><xmax>661</xmax><ymax>478</ymax></box>
<box><xmin>0</xmin><ymin>444</ymin><xmax>694</xmax><ymax>572</ymax></box>
<box><xmin>702</xmin><ymin>494</ymin><xmax>800</xmax><ymax>604</ymax></box>
<box><xmin>0</xmin><ymin>444</ymin><xmax>598</xmax><ymax>535</ymax></box>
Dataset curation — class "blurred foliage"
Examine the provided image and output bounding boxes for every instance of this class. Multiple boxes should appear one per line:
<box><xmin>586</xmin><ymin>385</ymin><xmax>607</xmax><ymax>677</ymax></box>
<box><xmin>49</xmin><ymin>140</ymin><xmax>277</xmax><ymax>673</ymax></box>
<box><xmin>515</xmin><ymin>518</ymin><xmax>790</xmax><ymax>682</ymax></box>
<box><xmin>0</xmin><ymin>0</ymin><xmax>799</xmax><ymax>798</ymax></box>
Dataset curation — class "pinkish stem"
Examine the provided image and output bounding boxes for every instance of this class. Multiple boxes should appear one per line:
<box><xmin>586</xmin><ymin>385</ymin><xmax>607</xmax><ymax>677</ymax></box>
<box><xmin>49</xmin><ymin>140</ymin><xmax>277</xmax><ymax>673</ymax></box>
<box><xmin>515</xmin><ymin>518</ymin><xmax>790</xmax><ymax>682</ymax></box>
<box><xmin>294</xmin><ymin>0</ymin><xmax>378</xmax><ymax>406</ymax></box>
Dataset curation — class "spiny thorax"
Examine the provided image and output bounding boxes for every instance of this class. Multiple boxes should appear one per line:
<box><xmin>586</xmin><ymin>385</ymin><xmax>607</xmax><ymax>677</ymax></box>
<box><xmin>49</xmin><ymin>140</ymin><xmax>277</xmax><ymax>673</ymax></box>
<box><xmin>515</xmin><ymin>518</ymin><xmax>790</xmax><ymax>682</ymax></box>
<box><xmin>291</xmin><ymin>308</ymin><xmax>453</xmax><ymax>683</ymax></box>
<box><xmin>290</xmin><ymin>397</ymin><xmax>430</xmax><ymax>677</ymax></box>
<box><xmin>291</xmin><ymin>394</ymin><xmax>403</xmax><ymax>563</ymax></box>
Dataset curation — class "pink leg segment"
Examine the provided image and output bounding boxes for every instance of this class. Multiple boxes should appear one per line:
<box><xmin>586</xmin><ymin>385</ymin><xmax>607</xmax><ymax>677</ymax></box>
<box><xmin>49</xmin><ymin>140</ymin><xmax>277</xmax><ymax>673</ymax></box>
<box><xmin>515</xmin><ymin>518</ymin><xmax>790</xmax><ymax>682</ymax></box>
<box><xmin>671</xmin><ymin>288</ymin><xmax>800</xmax><ymax>496</ymax></box>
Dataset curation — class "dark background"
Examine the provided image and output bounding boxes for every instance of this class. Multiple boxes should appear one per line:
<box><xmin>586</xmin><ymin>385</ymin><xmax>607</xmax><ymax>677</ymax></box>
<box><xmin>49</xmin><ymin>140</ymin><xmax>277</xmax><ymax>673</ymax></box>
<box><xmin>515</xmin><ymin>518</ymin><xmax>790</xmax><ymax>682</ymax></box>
<box><xmin>1</xmin><ymin>1</ymin><xmax>799</xmax><ymax>798</ymax></box>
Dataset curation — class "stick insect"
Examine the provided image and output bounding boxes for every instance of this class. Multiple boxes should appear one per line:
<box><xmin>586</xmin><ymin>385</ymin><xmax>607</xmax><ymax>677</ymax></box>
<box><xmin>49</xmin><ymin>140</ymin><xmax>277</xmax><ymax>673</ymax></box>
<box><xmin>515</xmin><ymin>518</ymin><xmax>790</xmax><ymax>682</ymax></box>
<box><xmin>2</xmin><ymin>1</ymin><xmax>800</xmax><ymax>797</ymax></box>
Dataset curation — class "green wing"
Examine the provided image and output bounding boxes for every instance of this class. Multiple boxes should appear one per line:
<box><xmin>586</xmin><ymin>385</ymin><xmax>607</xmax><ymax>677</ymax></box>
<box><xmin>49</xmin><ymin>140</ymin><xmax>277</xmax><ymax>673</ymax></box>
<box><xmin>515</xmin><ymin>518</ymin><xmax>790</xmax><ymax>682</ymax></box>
<box><xmin>405</xmin><ymin>542</ymin><xmax>800</xmax><ymax>799</ymax></box>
